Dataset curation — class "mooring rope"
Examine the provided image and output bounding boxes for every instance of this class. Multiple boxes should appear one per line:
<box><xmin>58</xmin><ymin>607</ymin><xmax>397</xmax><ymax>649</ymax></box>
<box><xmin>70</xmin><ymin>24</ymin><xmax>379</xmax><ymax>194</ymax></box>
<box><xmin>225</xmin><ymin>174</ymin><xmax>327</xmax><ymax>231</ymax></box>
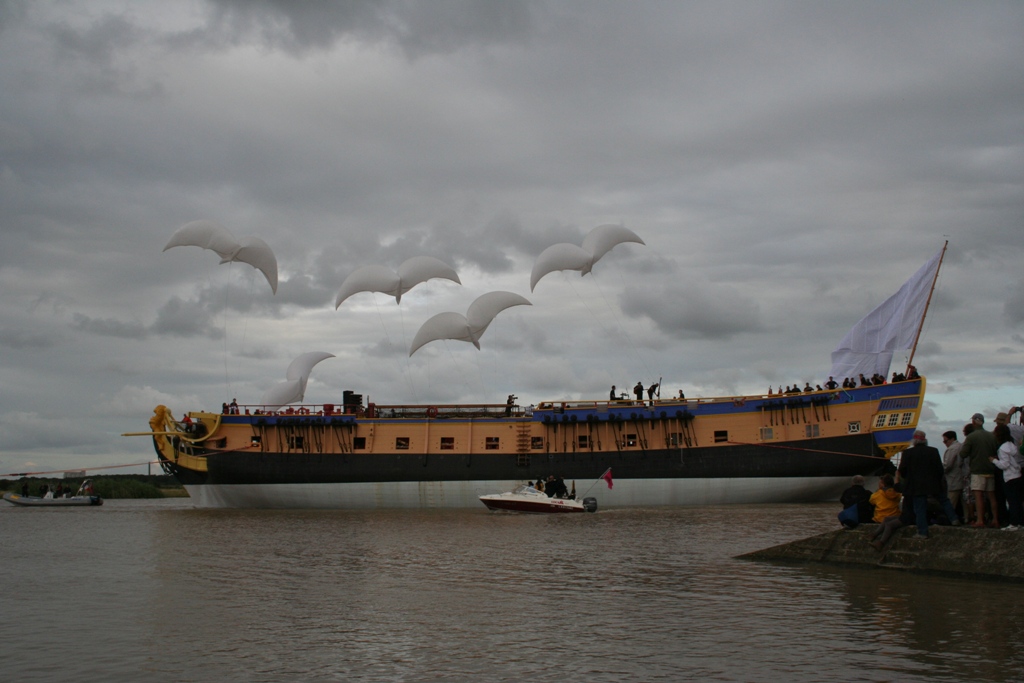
<box><xmin>726</xmin><ymin>440</ymin><xmax>891</xmax><ymax>461</ymax></box>
<box><xmin>1</xmin><ymin>460</ymin><xmax>161</xmax><ymax>478</ymax></box>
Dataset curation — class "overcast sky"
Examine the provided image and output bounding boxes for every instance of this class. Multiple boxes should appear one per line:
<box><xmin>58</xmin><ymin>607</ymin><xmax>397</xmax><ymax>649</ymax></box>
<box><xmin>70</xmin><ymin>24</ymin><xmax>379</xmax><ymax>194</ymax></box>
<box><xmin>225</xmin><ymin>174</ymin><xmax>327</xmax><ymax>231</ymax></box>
<box><xmin>1</xmin><ymin>0</ymin><xmax>1022</xmax><ymax>478</ymax></box>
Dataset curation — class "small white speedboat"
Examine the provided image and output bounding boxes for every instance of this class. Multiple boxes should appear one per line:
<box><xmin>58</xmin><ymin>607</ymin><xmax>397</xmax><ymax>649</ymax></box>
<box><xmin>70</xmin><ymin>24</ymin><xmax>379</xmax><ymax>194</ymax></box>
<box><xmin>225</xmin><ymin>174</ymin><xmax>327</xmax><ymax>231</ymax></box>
<box><xmin>3</xmin><ymin>492</ymin><xmax>103</xmax><ymax>507</ymax></box>
<box><xmin>479</xmin><ymin>485</ymin><xmax>597</xmax><ymax>513</ymax></box>
<box><xmin>3</xmin><ymin>480</ymin><xmax>103</xmax><ymax>507</ymax></box>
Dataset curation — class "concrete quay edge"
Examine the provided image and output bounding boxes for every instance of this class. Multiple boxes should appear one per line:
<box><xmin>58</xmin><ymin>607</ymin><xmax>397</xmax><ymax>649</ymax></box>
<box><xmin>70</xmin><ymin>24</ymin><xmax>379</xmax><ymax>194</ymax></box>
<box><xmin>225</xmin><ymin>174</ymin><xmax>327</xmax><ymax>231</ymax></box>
<box><xmin>739</xmin><ymin>524</ymin><xmax>1024</xmax><ymax>582</ymax></box>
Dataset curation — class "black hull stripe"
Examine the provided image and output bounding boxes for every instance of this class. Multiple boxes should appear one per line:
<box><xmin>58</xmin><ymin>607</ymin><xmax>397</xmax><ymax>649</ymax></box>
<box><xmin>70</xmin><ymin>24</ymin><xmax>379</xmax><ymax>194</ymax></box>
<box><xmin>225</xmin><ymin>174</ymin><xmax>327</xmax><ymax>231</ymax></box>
<box><xmin>162</xmin><ymin>434</ymin><xmax>885</xmax><ymax>487</ymax></box>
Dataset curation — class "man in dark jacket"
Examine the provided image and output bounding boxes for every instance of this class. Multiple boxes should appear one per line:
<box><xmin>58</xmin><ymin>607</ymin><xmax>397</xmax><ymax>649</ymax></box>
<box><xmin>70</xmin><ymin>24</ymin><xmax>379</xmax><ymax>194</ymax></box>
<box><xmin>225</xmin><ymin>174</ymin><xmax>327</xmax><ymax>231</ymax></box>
<box><xmin>839</xmin><ymin>475</ymin><xmax>874</xmax><ymax>526</ymax></box>
<box><xmin>897</xmin><ymin>430</ymin><xmax>961</xmax><ymax>538</ymax></box>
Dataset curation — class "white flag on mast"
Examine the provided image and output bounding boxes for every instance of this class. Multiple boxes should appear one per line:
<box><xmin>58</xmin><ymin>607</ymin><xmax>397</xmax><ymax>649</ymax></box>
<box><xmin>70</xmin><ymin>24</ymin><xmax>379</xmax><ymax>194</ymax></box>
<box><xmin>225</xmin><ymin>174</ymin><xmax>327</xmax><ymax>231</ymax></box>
<box><xmin>829</xmin><ymin>246</ymin><xmax>944</xmax><ymax>382</ymax></box>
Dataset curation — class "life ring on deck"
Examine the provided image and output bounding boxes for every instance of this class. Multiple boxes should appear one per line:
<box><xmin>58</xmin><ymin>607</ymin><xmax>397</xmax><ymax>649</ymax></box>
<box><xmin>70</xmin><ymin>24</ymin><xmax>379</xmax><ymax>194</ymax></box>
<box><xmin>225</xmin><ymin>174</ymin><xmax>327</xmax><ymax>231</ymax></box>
<box><xmin>426</xmin><ymin>406</ymin><xmax>438</xmax><ymax>418</ymax></box>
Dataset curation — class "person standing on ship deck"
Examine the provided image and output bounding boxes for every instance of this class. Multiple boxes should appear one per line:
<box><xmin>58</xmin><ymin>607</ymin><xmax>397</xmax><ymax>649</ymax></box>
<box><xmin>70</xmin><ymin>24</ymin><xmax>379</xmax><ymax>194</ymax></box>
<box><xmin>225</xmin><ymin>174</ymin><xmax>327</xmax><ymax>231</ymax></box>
<box><xmin>633</xmin><ymin>382</ymin><xmax>644</xmax><ymax>405</ymax></box>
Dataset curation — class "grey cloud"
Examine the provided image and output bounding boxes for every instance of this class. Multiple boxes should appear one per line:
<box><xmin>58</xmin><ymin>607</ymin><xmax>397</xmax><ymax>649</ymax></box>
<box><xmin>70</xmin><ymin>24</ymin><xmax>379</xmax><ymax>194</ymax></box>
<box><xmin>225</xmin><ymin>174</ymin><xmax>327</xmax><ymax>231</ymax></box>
<box><xmin>0</xmin><ymin>1</ymin><xmax>1022</xmax><ymax>474</ymax></box>
<box><xmin>0</xmin><ymin>412</ymin><xmax>109</xmax><ymax>451</ymax></box>
<box><xmin>236</xmin><ymin>344</ymin><xmax>278</xmax><ymax>361</ymax></box>
<box><xmin>621</xmin><ymin>283</ymin><xmax>766</xmax><ymax>341</ymax></box>
<box><xmin>50</xmin><ymin>14</ymin><xmax>140</xmax><ymax>66</ymax></box>
<box><xmin>45</xmin><ymin>12</ymin><xmax>163</xmax><ymax>99</ymax></box>
<box><xmin>1005</xmin><ymin>276</ymin><xmax>1024</xmax><ymax>327</ymax></box>
<box><xmin>273</xmin><ymin>273</ymin><xmax>334</xmax><ymax>309</ymax></box>
<box><xmin>205</xmin><ymin>0</ymin><xmax>539</xmax><ymax>58</ymax></box>
<box><xmin>71</xmin><ymin>312</ymin><xmax>148</xmax><ymax>339</ymax></box>
<box><xmin>0</xmin><ymin>328</ymin><xmax>58</xmax><ymax>350</ymax></box>
<box><xmin>151</xmin><ymin>296</ymin><xmax>223</xmax><ymax>339</ymax></box>
<box><xmin>0</xmin><ymin>0</ymin><xmax>27</xmax><ymax>34</ymax></box>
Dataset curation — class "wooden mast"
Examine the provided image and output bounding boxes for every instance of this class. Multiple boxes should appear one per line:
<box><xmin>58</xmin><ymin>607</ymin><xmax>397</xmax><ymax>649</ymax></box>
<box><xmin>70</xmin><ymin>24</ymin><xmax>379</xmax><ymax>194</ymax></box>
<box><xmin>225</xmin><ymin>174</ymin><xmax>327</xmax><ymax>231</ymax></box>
<box><xmin>905</xmin><ymin>240</ymin><xmax>948</xmax><ymax>374</ymax></box>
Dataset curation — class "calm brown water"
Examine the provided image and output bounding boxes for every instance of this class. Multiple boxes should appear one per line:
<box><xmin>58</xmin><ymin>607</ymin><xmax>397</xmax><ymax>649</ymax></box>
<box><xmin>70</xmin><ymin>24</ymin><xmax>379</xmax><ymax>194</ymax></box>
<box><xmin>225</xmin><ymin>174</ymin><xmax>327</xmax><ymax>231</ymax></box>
<box><xmin>2</xmin><ymin>499</ymin><xmax>1022</xmax><ymax>682</ymax></box>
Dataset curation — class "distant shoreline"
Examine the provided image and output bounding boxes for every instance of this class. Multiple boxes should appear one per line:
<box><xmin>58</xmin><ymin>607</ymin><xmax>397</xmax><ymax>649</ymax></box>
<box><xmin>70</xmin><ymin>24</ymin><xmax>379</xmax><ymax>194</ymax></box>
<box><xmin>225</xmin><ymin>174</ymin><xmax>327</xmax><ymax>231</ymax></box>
<box><xmin>1</xmin><ymin>474</ymin><xmax>187</xmax><ymax>500</ymax></box>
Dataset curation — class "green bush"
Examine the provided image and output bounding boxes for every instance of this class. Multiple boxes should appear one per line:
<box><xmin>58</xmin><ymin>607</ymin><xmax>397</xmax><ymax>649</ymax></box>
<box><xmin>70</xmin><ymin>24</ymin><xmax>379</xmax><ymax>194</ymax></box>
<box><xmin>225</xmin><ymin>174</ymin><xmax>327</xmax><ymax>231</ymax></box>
<box><xmin>90</xmin><ymin>478</ymin><xmax>165</xmax><ymax>499</ymax></box>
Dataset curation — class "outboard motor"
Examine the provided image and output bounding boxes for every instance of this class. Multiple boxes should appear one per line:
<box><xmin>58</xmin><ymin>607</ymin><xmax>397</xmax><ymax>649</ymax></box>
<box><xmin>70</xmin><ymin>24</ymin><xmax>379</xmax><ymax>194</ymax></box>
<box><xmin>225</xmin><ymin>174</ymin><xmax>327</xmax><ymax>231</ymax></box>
<box><xmin>582</xmin><ymin>497</ymin><xmax>598</xmax><ymax>513</ymax></box>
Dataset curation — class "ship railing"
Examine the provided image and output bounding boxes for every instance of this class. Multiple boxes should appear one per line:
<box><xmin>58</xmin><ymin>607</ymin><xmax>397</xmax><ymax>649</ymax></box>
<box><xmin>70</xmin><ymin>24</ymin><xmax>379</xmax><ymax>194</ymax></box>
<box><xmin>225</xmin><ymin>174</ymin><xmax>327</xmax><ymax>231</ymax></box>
<box><xmin>233</xmin><ymin>403</ymin><xmax>525</xmax><ymax>419</ymax></box>
<box><xmin>533</xmin><ymin>391</ymin><xmax>845</xmax><ymax>412</ymax></box>
<box><xmin>373</xmin><ymin>403</ymin><xmax>521</xmax><ymax>419</ymax></box>
<box><xmin>226</xmin><ymin>379</ymin><xmax>923</xmax><ymax>419</ymax></box>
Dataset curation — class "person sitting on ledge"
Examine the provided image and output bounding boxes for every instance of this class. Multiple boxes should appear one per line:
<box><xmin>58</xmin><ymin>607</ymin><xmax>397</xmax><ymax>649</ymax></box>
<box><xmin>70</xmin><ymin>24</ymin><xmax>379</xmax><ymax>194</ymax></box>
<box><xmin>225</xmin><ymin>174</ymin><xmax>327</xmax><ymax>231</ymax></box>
<box><xmin>869</xmin><ymin>480</ymin><xmax>913</xmax><ymax>551</ymax></box>
<box><xmin>870</xmin><ymin>474</ymin><xmax>901</xmax><ymax>524</ymax></box>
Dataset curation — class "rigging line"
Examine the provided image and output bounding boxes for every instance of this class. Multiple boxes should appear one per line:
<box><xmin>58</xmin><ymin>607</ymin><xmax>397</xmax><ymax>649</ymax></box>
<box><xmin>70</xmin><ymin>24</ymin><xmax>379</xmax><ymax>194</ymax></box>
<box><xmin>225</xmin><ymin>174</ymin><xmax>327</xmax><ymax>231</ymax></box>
<box><xmin>440</xmin><ymin>338</ymin><xmax>477</xmax><ymax>398</ymax></box>
<box><xmin>222</xmin><ymin>262</ymin><xmax>232</xmax><ymax>399</ymax></box>
<box><xmin>238</xmin><ymin>267</ymin><xmax>256</xmax><ymax>366</ymax></box>
<box><xmin>906</xmin><ymin>240</ymin><xmax>948</xmax><ymax>372</ymax></box>
<box><xmin>397</xmin><ymin>298</ymin><xmax>417</xmax><ymax>401</ymax></box>
<box><xmin>597</xmin><ymin>270</ymin><xmax>652</xmax><ymax>378</ymax></box>
<box><xmin>373</xmin><ymin>292</ymin><xmax>395</xmax><ymax>352</ymax></box>
<box><xmin>906</xmin><ymin>252</ymin><xmax>946</xmax><ymax>368</ymax></box>
<box><xmin>1</xmin><ymin>460</ymin><xmax>161</xmax><ymax>478</ymax></box>
<box><xmin>369</xmin><ymin>292</ymin><xmax>413</xmax><ymax>398</ymax></box>
<box><xmin>373</xmin><ymin>293</ymin><xmax>408</xmax><ymax>396</ymax></box>
<box><xmin>560</xmin><ymin>271</ymin><xmax>622</xmax><ymax>347</ymax></box>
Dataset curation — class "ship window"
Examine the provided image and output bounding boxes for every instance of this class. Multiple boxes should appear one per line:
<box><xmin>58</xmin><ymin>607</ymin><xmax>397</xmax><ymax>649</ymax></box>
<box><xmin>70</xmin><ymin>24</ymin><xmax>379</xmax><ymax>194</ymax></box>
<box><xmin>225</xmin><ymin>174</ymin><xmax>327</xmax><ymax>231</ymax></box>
<box><xmin>396</xmin><ymin>437</ymin><xmax>409</xmax><ymax>450</ymax></box>
<box><xmin>900</xmin><ymin>412</ymin><xmax>914</xmax><ymax>426</ymax></box>
<box><xmin>288</xmin><ymin>436</ymin><xmax>304</xmax><ymax>449</ymax></box>
<box><xmin>440</xmin><ymin>437</ymin><xmax>454</xmax><ymax>450</ymax></box>
<box><xmin>874</xmin><ymin>415</ymin><xmax>887</xmax><ymax>428</ymax></box>
<box><xmin>578</xmin><ymin>435</ymin><xmax>589</xmax><ymax>449</ymax></box>
<box><xmin>210</xmin><ymin>438</ymin><xmax>227</xmax><ymax>449</ymax></box>
<box><xmin>626</xmin><ymin>433</ymin><xmax>637</xmax><ymax>447</ymax></box>
<box><xmin>760</xmin><ymin>427</ymin><xmax>773</xmax><ymax>441</ymax></box>
<box><xmin>887</xmin><ymin>414</ymin><xmax>900</xmax><ymax>427</ymax></box>
<box><xmin>848</xmin><ymin>422</ymin><xmax>861</xmax><ymax>434</ymax></box>
<box><xmin>485</xmin><ymin>436</ymin><xmax>499</xmax><ymax>450</ymax></box>
<box><xmin>531</xmin><ymin>436</ymin><xmax>544</xmax><ymax>449</ymax></box>
<box><xmin>805</xmin><ymin>424</ymin><xmax>820</xmax><ymax>438</ymax></box>
<box><xmin>353</xmin><ymin>437</ymin><xmax>366</xmax><ymax>450</ymax></box>
<box><xmin>250</xmin><ymin>435</ymin><xmax>261</xmax><ymax>446</ymax></box>
<box><xmin>714</xmin><ymin>430</ymin><xmax>728</xmax><ymax>443</ymax></box>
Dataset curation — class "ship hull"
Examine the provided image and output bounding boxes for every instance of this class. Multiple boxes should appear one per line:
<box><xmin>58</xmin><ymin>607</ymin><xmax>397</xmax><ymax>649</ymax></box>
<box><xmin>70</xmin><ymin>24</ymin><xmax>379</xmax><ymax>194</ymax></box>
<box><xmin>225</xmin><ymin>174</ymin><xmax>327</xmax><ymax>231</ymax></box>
<box><xmin>145</xmin><ymin>379</ymin><xmax>922</xmax><ymax>509</ymax></box>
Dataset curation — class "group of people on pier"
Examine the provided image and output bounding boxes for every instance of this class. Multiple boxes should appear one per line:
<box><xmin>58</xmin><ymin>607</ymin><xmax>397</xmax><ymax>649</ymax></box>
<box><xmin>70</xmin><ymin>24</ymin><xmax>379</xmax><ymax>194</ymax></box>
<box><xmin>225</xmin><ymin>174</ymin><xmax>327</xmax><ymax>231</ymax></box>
<box><xmin>839</xmin><ymin>406</ymin><xmax>1024</xmax><ymax>546</ymax></box>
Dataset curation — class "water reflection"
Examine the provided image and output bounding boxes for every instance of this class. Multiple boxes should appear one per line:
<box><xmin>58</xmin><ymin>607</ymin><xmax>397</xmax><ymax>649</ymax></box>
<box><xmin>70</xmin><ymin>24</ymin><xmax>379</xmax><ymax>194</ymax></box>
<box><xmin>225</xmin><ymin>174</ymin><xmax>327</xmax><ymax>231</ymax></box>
<box><xmin>2</xmin><ymin>500</ymin><xmax>1022</xmax><ymax>682</ymax></box>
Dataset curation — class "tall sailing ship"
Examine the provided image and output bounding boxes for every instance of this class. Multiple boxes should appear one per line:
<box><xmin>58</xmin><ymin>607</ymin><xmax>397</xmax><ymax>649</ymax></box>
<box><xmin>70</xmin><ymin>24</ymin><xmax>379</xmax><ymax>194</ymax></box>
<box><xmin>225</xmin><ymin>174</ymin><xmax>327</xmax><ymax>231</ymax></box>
<box><xmin>131</xmin><ymin>244</ymin><xmax>947</xmax><ymax>509</ymax></box>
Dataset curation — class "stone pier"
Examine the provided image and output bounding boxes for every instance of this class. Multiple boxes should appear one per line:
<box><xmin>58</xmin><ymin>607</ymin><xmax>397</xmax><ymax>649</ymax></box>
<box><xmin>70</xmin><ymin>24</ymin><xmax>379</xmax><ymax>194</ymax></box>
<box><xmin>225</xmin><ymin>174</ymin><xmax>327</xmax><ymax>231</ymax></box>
<box><xmin>739</xmin><ymin>524</ymin><xmax>1024</xmax><ymax>582</ymax></box>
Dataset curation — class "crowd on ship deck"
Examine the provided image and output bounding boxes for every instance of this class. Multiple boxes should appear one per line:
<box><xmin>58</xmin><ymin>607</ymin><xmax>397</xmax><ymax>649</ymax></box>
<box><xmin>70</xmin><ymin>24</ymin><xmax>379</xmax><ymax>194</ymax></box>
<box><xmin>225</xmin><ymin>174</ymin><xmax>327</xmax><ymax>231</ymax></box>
<box><xmin>209</xmin><ymin>363</ymin><xmax>922</xmax><ymax>424</ymax></box>
<box><xmin>769</xmin><ymin>365</ymin><xmax>920</xmax><ymax>396</ymax></box>
<box><xmin>837</xmin><ymin>406</ymin><xmax>1024</xmax><ymax>544</ymax></box>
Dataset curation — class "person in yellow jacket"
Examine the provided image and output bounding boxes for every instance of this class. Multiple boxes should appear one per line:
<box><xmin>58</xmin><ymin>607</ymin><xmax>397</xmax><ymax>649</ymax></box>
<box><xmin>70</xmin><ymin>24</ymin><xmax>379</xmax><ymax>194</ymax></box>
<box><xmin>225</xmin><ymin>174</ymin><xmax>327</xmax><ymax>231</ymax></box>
<box><xmin>870</xmin><ymin>473</ymin><xmax>902</xmax><ymax>523</ymax></box>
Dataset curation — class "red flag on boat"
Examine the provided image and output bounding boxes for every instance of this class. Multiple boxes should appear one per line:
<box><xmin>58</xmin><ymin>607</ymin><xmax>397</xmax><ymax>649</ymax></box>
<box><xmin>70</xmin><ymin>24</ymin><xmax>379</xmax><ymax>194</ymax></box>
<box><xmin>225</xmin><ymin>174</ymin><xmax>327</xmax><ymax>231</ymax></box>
<box><xmin>601</xmin><ymin>468</ymin><xmax>613</xmax><ymax>490</ymax></box>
